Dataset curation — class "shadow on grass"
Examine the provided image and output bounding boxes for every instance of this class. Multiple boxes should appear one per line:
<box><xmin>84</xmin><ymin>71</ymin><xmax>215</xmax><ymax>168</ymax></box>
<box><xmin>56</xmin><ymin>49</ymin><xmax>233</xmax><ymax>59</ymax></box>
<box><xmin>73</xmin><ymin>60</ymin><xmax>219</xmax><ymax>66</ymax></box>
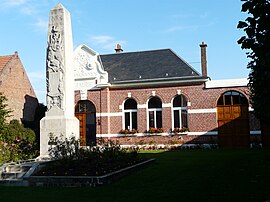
<box><xmin>0</xmin><ymin>149</ymin><xmax>270</xmax><ymax>202</ymax></box>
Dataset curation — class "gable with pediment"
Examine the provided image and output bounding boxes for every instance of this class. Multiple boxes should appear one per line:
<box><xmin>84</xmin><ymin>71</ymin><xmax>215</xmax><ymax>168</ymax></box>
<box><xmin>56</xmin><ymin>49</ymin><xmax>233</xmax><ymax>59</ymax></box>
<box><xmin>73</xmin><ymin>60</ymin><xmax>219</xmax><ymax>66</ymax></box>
<box><xmin>74</xmin><ymin>44</ymin><xmax>108</xmax><ymax>96</ymax></box>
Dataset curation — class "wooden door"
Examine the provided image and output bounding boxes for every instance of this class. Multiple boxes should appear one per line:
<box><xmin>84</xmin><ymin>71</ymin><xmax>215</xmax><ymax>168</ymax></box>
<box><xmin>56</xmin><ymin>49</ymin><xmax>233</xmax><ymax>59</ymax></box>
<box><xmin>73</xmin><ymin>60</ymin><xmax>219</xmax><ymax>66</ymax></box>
<box><xmin>75</xmin><ymin>113</ymin><xmax>86</xmax><ymax>146</ymax></box>
<box><xmin>218</xmin><ymin>105</ymin><xmax>249</xmax><ymax>148</ymax></box>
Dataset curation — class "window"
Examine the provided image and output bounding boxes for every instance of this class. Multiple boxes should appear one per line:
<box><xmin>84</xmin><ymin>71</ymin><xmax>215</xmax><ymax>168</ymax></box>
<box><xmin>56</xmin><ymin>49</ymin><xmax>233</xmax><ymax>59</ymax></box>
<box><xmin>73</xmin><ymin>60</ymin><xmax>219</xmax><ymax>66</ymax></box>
<box><xmin>148</xmin><ymin>97</ymin><xmax>162</xmax><ymax>129</ymax></box>
<box><xmin>172</xmin><ymin>95</ymin><xmax>188</xmax><ymax>129</ymax></box>
<box><xmin>124</xmin><ymin>98</ymin><xmax>137</xmax><ymax>130</ymax></box>
<box><xmin>217</xmin><ymin>91</ymin><xmax>248</xmax><ymax>106</ymax></box>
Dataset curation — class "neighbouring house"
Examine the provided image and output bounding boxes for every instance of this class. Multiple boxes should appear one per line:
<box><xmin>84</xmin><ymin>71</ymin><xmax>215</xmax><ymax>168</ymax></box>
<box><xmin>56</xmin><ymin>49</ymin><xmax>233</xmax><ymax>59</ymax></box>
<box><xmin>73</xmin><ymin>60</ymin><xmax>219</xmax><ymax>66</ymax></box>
<box><xmin>73</xmin><ymin>43</ymin><xmax>260</xmax><ymax>148</ymax></box>
<box><xmin>0</xmin><ymin>51</ymin><xmax>38</xmax><ymax>125</ymax></box>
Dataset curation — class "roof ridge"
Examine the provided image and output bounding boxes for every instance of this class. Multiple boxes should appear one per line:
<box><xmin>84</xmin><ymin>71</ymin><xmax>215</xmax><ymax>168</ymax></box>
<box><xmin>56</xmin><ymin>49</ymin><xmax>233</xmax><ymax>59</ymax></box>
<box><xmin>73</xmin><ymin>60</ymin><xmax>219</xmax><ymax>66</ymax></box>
<box><xmin>100</xmin><ymin>48</ymin><xmax>171</xmax><ymax>56</ymax></box>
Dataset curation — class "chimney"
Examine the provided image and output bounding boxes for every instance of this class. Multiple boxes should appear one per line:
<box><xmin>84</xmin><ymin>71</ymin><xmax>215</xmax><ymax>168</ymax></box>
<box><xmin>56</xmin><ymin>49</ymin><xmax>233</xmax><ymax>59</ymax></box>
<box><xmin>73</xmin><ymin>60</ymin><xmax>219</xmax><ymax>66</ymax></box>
<box><xmin>115</xmin><ymin>43</ymin><xmax>123</xmax><ymax>53</ymax></box>
<box><xmin>200</xmin><ymin>41</ymin><xmax>207</xmax><ymax>77</ymax></box>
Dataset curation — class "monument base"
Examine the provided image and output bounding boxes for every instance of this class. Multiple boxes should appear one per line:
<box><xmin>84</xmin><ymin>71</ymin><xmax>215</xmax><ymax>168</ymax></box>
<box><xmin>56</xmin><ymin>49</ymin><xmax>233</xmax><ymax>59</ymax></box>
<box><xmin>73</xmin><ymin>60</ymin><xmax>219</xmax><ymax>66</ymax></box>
<box><xmin>40</xmin><ymin>115</ymin><xmax>79</xmax><ymax>156</ymax></box>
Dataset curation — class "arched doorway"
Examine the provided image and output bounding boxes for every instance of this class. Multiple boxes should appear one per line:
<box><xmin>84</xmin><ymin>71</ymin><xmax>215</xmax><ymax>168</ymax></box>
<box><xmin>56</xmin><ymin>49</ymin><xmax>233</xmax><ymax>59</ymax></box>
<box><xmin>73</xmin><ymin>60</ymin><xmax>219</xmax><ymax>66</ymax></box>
<box><xmin>217</xmin><ymin>91</ymin><xmax>249</xmax><ymax>148</ymax></box>
<box><xmin>75</xmin><ymin>100</ymin><xmax>96</xmax><ymax>146</ymax></box>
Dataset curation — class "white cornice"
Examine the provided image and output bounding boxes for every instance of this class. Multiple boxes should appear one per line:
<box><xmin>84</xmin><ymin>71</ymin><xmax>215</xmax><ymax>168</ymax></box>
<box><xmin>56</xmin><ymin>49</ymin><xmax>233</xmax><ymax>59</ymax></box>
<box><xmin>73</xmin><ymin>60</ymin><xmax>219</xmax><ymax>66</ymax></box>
<box><xmin>205</xmin><ymin>78</ymin><xmax>248</xmax><ymax>89</ymax></box>
<box><xmin>95</xmin><ymin>77</ymin><xmax>208</xmax><ymax>89</ymax></box>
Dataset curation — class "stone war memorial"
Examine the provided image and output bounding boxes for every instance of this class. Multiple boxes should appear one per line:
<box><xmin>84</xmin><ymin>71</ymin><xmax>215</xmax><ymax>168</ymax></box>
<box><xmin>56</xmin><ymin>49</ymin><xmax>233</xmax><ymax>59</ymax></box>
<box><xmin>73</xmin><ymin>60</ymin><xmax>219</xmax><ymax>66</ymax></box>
<box><xmin>40</xmin><ymin>3</ymin><xmax>79</xmax><ymax>156</ymax></box>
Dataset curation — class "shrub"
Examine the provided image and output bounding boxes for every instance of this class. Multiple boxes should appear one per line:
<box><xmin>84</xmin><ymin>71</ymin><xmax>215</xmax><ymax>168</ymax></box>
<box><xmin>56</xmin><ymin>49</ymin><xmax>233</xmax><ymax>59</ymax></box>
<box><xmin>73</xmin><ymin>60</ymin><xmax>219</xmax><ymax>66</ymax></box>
<box><xmin>41</xmin><ymin>136</ymin><xmax>142</xmax><ymax>176</ymax></box>
<box><xmin>0</xmin><ymin>120</ymin><xmax>39</xmax><ymax>164</ymax></box>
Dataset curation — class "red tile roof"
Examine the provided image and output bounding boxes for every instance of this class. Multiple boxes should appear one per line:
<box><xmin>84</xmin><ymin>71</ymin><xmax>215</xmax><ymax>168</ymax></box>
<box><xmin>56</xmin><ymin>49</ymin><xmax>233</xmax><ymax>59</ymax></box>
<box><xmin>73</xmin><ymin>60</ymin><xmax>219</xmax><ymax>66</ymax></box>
<box><xmin>0</xmin><ymin>54</ymin><xmax>13</xmax><ymax>72</ymax></box>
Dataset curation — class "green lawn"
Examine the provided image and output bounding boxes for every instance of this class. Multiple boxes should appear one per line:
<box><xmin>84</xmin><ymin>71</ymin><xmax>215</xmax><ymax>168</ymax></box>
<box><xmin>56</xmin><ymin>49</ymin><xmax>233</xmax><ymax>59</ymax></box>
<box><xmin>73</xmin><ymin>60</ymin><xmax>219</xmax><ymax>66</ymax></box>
<box><xmin>0</xmin><ymin>149</ymin><xmax>270</xmax><ymax>202</ymax></box>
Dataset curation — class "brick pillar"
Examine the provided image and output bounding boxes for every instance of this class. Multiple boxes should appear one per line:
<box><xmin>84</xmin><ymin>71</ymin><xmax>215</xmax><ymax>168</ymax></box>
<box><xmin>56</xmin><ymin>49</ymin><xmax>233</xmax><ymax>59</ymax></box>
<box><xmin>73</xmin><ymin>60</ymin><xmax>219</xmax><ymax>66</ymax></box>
<box><xmin>162</xmin><ymin>107</ymin><xmax>172</xmax><ymax>133</ymax></box>
<box><xmin>138</xmin><ymin>108</ymin><xmax>147</xmax><ymax>133</ymax></box>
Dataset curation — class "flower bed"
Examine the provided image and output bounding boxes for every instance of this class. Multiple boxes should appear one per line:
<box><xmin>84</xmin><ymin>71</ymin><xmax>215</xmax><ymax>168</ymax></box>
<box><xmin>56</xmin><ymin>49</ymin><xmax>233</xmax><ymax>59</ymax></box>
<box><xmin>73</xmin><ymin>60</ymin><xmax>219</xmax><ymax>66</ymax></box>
<box><xmin>27</xmin><ymin>158</ymin><xmax>155</xmax><ymax>187</ymax></box>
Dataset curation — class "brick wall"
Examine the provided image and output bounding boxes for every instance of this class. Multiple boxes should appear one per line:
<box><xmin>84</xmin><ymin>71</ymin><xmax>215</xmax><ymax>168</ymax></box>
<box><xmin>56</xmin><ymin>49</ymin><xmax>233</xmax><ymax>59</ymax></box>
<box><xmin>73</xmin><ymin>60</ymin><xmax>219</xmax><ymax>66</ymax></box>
<box><xmin>0</xmin><ymin>54</ymin><xmax>38</xmax><ymax>122</ymax></box>
<box><xmin>78</xmin><ymin>82</ymin><xmax>259</xmax><ymax>137</ymax></box>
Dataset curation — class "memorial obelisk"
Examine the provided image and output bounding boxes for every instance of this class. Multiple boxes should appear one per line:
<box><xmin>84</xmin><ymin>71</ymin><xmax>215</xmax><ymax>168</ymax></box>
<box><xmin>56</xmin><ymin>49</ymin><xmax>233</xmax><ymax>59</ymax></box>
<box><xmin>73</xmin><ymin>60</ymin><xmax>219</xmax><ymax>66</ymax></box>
<box><xmin>40</xmin><ymin>3</ymin><xmax>79</xmax><ymax>156</ymax></box>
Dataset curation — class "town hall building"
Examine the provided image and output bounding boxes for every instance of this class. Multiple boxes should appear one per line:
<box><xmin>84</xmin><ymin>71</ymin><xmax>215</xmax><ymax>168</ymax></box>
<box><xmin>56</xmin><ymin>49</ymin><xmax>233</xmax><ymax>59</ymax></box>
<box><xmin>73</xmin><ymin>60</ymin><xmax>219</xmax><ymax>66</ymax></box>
<box><xmin>73</xmin><ymin>43</ymin><xmax>260</xmax><ymax>148</ymax></box>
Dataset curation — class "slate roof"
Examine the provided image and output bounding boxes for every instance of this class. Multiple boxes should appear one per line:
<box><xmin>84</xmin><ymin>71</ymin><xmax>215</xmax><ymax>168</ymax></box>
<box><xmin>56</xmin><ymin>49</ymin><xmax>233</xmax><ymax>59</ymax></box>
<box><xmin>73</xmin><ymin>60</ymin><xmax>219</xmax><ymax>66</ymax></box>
<box><xmin>99</xmin><ymin>49</ymin><xmax>202</xmax><ymax>83</ymax></box>
<box><xmin>0</xmin><ymin>55</ymin><xmax>13</xmax><ymax>72</ymax></box>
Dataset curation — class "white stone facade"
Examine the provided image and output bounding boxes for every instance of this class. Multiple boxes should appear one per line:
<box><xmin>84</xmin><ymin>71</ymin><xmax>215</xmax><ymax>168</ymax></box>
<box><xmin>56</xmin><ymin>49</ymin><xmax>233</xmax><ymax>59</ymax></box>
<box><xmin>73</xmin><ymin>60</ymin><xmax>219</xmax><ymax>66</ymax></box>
<box><xmin>74</xmin><ymin>44</ymin><xmax>108</xmax><ymax>100</ymax></box>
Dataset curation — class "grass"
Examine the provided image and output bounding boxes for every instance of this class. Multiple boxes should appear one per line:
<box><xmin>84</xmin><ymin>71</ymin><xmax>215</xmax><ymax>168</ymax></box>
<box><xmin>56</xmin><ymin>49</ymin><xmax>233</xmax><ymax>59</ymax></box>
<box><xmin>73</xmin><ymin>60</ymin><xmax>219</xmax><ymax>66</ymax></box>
<box><xmin>0</xmin><ymin>149</ymin><xmax>270</xmax><ymax>202</ymax></box>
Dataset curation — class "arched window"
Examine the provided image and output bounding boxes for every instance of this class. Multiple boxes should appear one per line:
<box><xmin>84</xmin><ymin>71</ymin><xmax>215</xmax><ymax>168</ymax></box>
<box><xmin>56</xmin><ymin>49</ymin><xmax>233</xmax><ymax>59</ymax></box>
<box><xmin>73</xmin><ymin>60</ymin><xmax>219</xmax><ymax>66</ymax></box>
<box><xmin>148</xmin><ymin>97</ymin><xmax>162</xmax><ymax>129</ymax></box>
<box><xmin>217</xmin><ymin>91</ymin><xmax>248</xmax><ymax>106</ymax></box>
<box><xmin>172</xmin><ymin>95</ymin><xmax>188</xmax><ymax>129</ymax></box>
<box><xmin>75</xmin><ymin>100</ymin><xmax>96</xmax><ymax>113</ymax></box>
<box><xmin>124</xmin><ymin>98</ymin><xmax>137</xmax><ymax>130</ymax></box>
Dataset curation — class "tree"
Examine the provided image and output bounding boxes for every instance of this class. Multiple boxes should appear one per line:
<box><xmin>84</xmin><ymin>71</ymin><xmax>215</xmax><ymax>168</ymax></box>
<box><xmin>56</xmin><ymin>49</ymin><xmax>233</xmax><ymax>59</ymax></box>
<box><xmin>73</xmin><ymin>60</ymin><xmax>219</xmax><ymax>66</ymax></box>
<box><xmin>237</xmin><ymin>0</ymin><xmax>270</xmax><ymax>147</ymax></box>
<box><xmin>0</xmin><ymin>92</ymin><xmax>12</xmax><ymax>132</ymax></box>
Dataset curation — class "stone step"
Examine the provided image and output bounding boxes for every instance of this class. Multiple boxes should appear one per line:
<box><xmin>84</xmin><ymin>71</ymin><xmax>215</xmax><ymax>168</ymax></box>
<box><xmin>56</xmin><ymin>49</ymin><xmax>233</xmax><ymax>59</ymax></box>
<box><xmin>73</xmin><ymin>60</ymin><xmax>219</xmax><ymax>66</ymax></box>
<box><xmin>5</xmin><ymin>165</ymin><xmax>31</xmax><ymax>173</ymax></box>
<box><xmin>0</xmin><ymin>179</ymin><xmax>29</xmax><ymax>187</ymax></box>
<box><xmin>1</xmin><ymin>171</ymin><xmax>26</xmax><ymax>180</ymax></box>
<box><xmin>1</xmin><ymin>164</ymin><xmax>33</xmax><ymax>180</ymax></box>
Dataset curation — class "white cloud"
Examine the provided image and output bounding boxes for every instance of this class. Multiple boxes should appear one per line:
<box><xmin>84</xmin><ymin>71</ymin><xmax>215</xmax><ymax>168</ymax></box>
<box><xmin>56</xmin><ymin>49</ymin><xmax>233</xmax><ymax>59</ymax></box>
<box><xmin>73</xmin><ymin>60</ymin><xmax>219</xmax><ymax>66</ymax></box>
<box><xmin>1</xmin><ymin>0</ymin><xmax>28</xmax><ymax>7</ymax></box>
<box><xmin>28</xmin><ymin>71</ymin><xmax>45</xmax><ymax>81</ymax></box>
<box><xmin>20</xmin><ymin>4</ymin><xmax>38</xmax><ymax>15</ymax></box>
<box><xmin>32</xmin><ymin>18</ymin><xmax>48</xmax><ymax>33</ymax></box>
<box><xmin>91</xmin><ymin>35</ymin><xmax>114</xmax><ymax>44</ymax></box>
<box><xmin>165</xmin><ymin>21</ymin><xmax>215</xmax><ymax>33</ymax></box>
<box><xmin>166</xmin><ymin>25</ymin><xmax>199</xmax><ymax>33</ymax></box>
<box><xmin>0</xmin><ymin>0</ymin><xmax>41</xmax><ymax>16</ymax></box>
<box><xmin>89</xmin><ymin>35</ymin><xmax>126</xmax><ymax>51</ymax></box>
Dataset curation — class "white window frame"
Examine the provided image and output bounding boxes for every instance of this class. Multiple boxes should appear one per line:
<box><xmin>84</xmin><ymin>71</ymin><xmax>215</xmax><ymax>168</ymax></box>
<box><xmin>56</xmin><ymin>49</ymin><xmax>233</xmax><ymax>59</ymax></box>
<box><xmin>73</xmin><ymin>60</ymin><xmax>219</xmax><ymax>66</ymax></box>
<box><xmin>123</xmin><ymin>109</ymin><xmax>137</xmax><ymax>130</ymax></box>
<box><xmin>171</xmin><ymin>106</ymin><xmax>188</xmax><ymax>129</ymax></box>
<box><xmin>147</xmin><ymin>108</ymin><xmax>162</xmax><ymax>130</ymax></box>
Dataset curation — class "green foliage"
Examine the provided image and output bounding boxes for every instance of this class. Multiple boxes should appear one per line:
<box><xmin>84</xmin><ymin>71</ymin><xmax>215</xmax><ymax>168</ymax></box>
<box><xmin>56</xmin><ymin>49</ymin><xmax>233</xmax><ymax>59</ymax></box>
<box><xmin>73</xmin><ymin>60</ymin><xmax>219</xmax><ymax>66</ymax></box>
<box><xmin>238</xmin><ymin>0</ymin><xmax>270</xmax><ymax>120</ymax></box>
<box><xmin>6</xmin><ymin>120</ymin><xmax>35</xmax><ymax>143</ymax></box>
<box><xmin>0</xmin><ymin>120</ymin><xmax>39</xmax><ymax>164</ymax></box>
<box><xmin>0</xmin><ymin>92</ymin><xmax>12</xmax><ymax>131</ymax></box>
<box><xmin>0</xmin><ymin>93</ymin><xmax>39</xmax><ymax>164</ymax></box>
<box><xmin>48</xmin><ymin>134</ymin><xmax>81</xmax><ymax>161</ymax></box>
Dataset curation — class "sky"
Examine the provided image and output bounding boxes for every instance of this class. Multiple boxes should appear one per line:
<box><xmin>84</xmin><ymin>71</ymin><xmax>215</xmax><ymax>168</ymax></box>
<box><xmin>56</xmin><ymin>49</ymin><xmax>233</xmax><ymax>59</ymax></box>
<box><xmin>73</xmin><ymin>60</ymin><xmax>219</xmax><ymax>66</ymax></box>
<box><xmin>0</xmin><ymin>0</ymin><xmax>250</xmax><ymax>104</ymax></box>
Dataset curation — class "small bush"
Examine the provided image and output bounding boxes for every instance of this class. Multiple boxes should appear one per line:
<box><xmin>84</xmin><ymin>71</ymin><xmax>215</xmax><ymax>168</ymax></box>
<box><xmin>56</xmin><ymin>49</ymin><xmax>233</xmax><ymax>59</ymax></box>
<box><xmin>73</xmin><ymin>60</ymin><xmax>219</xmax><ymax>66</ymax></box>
<box><xmin>0</xmin><ymin>120</ymin><xmax>39</xmax><ymax>164</ymax></box>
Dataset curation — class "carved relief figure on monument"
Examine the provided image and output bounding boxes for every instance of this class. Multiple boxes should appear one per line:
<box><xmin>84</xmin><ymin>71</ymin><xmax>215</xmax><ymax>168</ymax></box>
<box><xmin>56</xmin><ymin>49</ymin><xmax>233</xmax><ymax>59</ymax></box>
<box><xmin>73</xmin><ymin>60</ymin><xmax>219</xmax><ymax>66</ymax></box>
<box><xmin>46</xmin><ymin>25</ymin><xmax>64</xmax><ymax>110</ymax></box>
